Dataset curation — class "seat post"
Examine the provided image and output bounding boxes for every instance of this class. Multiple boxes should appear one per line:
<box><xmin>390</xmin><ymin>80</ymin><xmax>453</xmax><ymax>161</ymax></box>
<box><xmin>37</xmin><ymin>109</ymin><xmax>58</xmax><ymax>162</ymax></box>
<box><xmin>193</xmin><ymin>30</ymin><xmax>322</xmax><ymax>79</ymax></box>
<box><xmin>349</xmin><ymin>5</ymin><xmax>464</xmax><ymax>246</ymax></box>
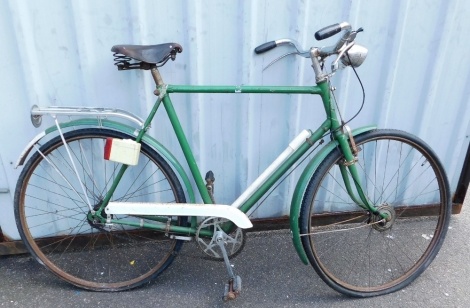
<box><xmin>150</xmin><ymin>66</ymin><xmax>164</xmax><ymax>86</ymax></box>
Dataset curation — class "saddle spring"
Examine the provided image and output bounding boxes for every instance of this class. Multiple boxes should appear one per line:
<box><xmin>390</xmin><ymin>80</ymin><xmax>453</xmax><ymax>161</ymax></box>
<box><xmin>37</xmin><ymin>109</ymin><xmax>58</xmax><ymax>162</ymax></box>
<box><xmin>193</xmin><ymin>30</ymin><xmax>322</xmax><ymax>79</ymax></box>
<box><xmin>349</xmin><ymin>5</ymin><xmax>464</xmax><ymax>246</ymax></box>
<box><xmin>113</xmin><ymin>52</ymin><xmax>174</xmax><ymax>71</ymax></box>
<box><xmin>113</xmin><ymin>53</ymin><xmax>138</xmax><ymax>70</ymax></box>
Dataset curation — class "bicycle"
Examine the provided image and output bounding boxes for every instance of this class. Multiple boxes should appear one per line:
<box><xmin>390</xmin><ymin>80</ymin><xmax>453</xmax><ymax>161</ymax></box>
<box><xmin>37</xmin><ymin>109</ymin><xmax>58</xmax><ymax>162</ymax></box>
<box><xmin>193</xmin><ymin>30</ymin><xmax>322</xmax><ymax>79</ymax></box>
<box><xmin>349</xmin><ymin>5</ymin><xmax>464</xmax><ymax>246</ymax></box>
<box><xmin>13</xmin><ymin>22</ymin><xmax>451</xmax><ymax>300</ymax></box>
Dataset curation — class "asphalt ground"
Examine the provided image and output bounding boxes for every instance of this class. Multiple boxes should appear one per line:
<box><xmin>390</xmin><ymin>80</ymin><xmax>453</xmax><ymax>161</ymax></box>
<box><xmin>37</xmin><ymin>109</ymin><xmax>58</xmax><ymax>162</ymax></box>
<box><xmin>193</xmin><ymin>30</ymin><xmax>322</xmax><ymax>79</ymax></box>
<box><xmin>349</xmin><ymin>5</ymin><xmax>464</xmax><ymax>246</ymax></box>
<box><xmin>1</xmin><ymin>191</ymin><xmax>469</xmax><ymax>308</ymax></box>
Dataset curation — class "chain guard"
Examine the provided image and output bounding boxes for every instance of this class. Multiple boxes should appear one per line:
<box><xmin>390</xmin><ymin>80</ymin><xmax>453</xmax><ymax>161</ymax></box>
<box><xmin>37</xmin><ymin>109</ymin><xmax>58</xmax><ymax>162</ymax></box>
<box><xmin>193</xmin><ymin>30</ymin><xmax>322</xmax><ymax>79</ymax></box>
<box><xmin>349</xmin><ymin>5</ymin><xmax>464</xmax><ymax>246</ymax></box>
<box><xmin>196</xmin><ymin>217</ymin><xmax>246</xmax><ymax>260</ymax></box>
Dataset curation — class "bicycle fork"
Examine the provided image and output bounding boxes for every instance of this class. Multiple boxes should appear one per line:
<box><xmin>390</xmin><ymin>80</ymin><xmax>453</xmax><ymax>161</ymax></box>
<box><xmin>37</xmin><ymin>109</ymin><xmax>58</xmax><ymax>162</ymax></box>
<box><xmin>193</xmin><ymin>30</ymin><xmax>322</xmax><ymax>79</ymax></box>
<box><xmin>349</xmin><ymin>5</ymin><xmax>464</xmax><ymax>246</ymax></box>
<box><xmin>336</xmin><ymin>126</ymin><xmax>389</xmax><ymax>221</ymax></box>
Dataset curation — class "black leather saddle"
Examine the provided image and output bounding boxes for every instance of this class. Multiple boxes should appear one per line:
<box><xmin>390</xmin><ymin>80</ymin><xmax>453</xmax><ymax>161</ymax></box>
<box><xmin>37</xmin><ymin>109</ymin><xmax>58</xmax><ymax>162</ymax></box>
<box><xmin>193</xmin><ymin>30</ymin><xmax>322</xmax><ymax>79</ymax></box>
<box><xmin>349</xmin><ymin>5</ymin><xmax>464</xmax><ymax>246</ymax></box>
<box><xmin>111</xmin><ymin>43</ymin><xmax>182</xmax><ymax>69</ymax></box>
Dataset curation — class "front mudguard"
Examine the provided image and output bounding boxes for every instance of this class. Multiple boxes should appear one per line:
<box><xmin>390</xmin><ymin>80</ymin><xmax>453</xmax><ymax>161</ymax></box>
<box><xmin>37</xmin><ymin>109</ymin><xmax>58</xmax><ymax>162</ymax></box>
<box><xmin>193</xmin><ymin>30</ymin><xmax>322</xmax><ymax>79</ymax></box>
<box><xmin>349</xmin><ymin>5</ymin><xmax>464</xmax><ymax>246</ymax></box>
<box><xmin>15</xmin><ymin>118</ymin><xmax>196</xmax><ymax>204</ymax></box>
<box><xmin>289</xmin><ymin>126</ymin><xmax>377</xmax><ymax>265</ymax></box>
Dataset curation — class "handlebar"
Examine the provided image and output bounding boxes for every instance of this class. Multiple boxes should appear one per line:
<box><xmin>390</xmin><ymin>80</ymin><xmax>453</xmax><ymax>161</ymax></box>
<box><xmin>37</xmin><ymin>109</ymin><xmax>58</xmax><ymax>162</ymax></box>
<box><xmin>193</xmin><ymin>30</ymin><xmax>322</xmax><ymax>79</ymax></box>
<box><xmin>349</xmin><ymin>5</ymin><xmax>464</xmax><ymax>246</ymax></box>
<box><xmin>314</xmin><ymin>23</ymin><xmax>343</xmax><ymax>40</ymax></box>
<box><xmin>254</xmin><ymin>22</ymin><xmax>365</xmax><ymax>82</ymax></box>
<box><xmin>314</xmin><ymin>22</ymin><xmax>351</xmax><ymax>41</ymax></box>
<box><xmin>254</xmin><ymin>41</ymin><xmax>277</xmax><ymax>54</ymax></box>
<box><xmin>254</xmin><ymin>22</ymin><xmax>353</xmax><ymax>58</ymax></box>
<box><xmin>254</xmin><ymin>39</ymin><xmax>310</xmax><ymax>58</ymax></box>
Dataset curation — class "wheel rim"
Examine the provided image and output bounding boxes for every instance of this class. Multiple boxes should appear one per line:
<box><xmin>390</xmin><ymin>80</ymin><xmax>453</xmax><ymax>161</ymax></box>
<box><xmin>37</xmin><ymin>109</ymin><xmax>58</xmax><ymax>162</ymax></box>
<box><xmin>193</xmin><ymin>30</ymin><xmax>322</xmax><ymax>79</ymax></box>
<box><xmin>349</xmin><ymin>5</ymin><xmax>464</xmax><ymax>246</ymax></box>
<box><xmin>305</xmin><ymin>133</ymin><xmax>449</xmax><ymax>294</ymax></box>
<box><xmin>17</xmin><ymin>130</ymin><xmax>184</xmax><ymax>290</ymax></box>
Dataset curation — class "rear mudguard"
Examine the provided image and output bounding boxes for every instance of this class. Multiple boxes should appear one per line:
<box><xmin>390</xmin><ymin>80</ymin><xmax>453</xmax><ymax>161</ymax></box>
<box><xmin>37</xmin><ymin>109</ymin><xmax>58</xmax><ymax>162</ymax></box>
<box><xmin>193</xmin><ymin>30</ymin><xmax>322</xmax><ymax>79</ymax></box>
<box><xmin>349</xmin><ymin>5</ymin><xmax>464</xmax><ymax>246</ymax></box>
<box><xmin>289</xmin><ymin>126</ymin><xmax>377</xmax><ymax>265</ymax></box>
<box><xmin>16</xmin><ymin>118</ymin><xmax>196</xmax><ymax>203</ymax></box>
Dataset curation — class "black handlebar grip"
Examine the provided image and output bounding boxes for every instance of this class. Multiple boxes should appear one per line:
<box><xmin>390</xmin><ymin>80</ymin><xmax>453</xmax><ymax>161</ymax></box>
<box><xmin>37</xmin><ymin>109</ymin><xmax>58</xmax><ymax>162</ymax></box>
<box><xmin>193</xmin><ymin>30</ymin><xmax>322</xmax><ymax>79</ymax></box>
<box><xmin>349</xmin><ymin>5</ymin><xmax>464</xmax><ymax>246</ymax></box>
<box><xmin>254</xmin><ymin>41</ymin><xmax>277</xmax><ymax>54</ymax></box>
<box><xmin>315</xmin><ymin>23</ymin><xmax>342</xmax><ymax>41</ymax></box>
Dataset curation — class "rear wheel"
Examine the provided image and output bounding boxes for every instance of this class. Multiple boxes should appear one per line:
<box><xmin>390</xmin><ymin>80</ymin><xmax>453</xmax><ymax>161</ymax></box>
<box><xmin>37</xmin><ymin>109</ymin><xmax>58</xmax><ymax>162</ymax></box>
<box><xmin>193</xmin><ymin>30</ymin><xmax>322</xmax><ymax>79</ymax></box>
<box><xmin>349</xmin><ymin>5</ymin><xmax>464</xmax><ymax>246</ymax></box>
<box><xmin>15</xmin><ymin>128</ymin><xmax>187</xmax><ymax>291</ymax></box>
<box><xmin>299</xmin><ymin>129</ymin><xmax>451</xmax><ymax>297</ymax></box>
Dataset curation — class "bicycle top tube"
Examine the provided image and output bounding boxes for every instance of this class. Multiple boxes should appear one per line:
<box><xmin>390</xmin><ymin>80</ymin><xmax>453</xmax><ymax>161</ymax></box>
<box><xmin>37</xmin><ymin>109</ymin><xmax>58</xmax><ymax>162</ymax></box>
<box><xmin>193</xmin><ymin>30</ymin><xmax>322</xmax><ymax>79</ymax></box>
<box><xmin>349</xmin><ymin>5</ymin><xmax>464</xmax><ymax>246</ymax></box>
<box><xmin>165</xmin><ymin>85</ymin><xmax>323</xmax><ymax>95</ymax></box>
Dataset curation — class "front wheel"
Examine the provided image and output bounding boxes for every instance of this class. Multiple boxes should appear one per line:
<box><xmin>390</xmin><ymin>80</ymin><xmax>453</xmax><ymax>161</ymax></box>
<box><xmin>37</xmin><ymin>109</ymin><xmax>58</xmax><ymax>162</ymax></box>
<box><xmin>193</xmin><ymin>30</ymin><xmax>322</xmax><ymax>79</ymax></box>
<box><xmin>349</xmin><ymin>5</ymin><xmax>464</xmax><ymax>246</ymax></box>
<box><xmin>15</xmin><ymin>128</ymin><xmax>187</xmax><ymax>291</ymax></box>
<box><xmin>299</xmin><ymin>129</ymin><xmax>451</xmax><ymax>297</ymax></box>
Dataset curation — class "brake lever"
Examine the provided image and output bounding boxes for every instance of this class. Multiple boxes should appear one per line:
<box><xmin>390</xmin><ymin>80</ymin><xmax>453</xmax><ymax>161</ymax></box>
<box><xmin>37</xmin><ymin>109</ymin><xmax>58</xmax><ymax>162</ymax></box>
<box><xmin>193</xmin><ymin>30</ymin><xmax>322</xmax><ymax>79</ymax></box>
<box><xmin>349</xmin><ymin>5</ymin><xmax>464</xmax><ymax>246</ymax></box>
<box><xmin>262</xmin><ymin>51</ymin><xmax>298</xmax><ymax>71</ymax></box>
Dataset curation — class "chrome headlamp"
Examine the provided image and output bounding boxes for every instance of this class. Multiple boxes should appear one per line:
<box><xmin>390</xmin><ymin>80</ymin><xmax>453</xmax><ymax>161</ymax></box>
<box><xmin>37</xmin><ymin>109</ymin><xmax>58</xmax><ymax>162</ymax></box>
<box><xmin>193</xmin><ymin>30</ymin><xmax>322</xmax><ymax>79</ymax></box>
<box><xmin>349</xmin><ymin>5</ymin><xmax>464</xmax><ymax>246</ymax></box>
<box><xmin>341</xmin><ymin>44</ymin><xmax>368</xmax><ymax>68</ymax></box>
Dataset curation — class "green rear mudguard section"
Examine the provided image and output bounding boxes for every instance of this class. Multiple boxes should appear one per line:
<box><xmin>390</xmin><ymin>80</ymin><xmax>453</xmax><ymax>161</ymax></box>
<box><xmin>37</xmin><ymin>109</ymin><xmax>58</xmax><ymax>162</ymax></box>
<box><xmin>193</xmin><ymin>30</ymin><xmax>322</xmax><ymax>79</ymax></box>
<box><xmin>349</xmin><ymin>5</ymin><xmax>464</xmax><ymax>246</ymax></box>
<box><xmin>289</xmin><ymin>126</ymin><xmax>377</xmax><ymax>265</ymax></box>
<box><xmin>43</xmin><ymin>119</ymin><xmax>196</xmax><ymax>203</ymax></box>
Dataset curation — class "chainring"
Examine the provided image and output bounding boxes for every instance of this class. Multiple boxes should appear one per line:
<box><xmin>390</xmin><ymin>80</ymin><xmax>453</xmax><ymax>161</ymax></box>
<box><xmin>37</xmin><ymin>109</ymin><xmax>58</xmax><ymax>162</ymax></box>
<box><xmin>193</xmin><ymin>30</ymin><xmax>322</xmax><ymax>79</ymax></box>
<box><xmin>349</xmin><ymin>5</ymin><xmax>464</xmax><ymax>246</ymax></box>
<box><xmin>196</xmin><ymin>217</ymin><xmax>246</xmax><ymax>260</ymax></box>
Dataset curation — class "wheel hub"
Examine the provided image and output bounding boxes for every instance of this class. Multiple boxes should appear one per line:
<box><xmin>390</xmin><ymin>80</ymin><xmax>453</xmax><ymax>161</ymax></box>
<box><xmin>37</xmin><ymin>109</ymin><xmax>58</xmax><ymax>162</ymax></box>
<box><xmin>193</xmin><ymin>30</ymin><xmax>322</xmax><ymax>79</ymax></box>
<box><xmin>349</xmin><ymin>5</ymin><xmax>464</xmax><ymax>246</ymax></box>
<box><xmin>87</xmin><ymin>200</ymin><xmax>110</xmax><ymax>229</ymax></box>
<box><xmin>371</xmin><ymin>204</ymin><xmax>396</xmax><ymax>232</ymax></box>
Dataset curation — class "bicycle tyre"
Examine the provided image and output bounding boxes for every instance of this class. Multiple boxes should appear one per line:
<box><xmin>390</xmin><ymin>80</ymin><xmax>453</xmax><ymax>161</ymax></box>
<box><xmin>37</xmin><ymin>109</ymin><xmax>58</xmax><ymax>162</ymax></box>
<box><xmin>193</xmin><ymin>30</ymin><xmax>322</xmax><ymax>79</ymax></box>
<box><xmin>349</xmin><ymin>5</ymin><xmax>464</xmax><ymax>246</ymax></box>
<box><xmin>15</xmin><ymin>128</ymin><xmax>187</xmax><ymax>291</ymax></box>
<box><xmin>299</xmin><ymin>129</ymin><xmax>451</xmax><ymax>297</ymax></box>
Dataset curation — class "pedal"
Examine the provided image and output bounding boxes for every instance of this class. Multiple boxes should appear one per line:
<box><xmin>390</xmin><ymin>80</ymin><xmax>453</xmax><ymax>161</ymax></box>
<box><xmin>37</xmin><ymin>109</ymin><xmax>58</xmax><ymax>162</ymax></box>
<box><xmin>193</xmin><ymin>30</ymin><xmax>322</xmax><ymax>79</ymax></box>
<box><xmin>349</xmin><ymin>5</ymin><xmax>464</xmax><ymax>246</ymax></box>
<box><xmin>223</xmin><ymin>276</ymin><xmax>242</xmax><ymax>301</ymax></box>
<box><xmin>169</xmin><ymin>235</ymin><xmax>193</xmax><ymax>241</ymax></box>
<box><xmin>205</xmin><ymin>170</ymin><xmax>216</xmax><ymax>203</ymax></box>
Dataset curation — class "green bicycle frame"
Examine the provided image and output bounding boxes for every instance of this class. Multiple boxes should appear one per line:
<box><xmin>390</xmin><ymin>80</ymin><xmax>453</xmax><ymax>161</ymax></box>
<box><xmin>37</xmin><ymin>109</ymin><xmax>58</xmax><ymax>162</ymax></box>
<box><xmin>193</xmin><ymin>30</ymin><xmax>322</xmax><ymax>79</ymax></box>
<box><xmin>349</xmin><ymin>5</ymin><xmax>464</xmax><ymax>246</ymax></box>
<box><xmin>97</xmin><ymin>77</ymin><xmax>380</xmax><ymax>236</ymax></box>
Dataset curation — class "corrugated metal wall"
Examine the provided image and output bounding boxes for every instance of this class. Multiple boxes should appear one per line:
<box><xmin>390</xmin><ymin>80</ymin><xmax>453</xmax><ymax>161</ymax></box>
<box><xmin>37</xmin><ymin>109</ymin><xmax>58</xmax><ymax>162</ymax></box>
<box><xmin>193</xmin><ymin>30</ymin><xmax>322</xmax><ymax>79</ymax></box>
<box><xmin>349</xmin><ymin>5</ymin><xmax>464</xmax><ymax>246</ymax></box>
<box><xmin>1</xmin><ymin>0</ymin><xmax>469</xmax><ymax>240</ymax></box>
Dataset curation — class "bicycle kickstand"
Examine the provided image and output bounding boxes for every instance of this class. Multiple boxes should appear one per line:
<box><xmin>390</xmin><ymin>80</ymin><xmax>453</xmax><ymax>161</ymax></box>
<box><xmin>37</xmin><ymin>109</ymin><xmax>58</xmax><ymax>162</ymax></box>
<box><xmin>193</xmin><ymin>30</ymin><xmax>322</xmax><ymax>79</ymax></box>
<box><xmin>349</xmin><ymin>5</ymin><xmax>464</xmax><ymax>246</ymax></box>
<box><xmin>214</xmin><ymin>230</ymin><xmax>242</xmax><ymax>301</ymax></box>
